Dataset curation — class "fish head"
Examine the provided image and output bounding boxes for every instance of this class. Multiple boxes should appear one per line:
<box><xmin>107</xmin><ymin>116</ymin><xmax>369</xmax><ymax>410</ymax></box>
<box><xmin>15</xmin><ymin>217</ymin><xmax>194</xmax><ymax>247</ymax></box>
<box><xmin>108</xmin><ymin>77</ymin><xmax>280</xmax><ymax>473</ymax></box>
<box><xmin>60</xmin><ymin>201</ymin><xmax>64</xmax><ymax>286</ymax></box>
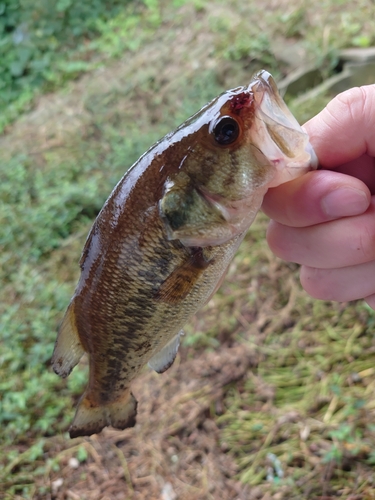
<box><xmin>159</xmin><ymin>71</ymin><xmax>317</xmax><ymax>247</ymax></box>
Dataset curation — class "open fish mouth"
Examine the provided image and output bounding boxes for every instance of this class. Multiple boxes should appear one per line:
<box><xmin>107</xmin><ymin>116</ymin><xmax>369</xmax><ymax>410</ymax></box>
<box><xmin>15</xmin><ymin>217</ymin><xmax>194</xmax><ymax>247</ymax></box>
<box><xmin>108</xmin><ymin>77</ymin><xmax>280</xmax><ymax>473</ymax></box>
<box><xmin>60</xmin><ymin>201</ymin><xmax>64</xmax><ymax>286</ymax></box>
<box><xmin>250</xmin><ymin>70</ymin><xmax>318</xmax><ymax>187</ymax></box>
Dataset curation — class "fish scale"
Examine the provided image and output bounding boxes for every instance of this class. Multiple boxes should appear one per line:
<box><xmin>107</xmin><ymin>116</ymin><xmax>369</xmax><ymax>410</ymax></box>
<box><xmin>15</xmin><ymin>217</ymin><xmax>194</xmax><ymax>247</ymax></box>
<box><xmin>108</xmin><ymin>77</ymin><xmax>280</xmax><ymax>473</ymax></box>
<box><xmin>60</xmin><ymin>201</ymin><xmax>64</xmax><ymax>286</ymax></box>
<box><xmin>52</xmin><ymin>70</ymin><xmax>317</xmax><ymax>438</ymax></box>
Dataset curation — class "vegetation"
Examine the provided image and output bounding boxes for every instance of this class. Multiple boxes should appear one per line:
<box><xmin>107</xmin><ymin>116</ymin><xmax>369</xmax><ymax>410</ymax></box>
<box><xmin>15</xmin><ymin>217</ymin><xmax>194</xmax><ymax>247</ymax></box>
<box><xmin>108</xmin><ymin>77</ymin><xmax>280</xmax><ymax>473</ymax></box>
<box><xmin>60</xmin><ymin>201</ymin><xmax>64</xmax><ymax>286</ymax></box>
<box><xmin>0</xmin><ymin>0</ymin><xmax>161</xmax><ymax>131</ymax></box>
<box><xmin>1</xmin><ymin>0</ymin><xmax>375</xmax><ymax>498</ymax></box>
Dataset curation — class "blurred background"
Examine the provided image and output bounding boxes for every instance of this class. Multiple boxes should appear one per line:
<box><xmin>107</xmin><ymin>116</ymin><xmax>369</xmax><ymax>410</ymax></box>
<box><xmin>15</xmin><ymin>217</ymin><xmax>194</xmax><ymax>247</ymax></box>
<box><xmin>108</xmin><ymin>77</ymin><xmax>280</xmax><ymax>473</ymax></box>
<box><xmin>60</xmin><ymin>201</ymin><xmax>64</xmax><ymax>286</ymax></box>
<box><xmin>1</xmin><ymin>1</ymin><xmax>375</xmax><ymax>498</ymax></box>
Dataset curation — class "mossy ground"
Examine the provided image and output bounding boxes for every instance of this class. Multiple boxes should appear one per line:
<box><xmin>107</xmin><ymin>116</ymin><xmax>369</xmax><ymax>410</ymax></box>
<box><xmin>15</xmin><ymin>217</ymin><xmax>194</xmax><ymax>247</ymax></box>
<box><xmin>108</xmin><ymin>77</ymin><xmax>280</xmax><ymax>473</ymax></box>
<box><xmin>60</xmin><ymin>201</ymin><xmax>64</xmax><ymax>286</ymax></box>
<box><xmin>1</xmin><ymin>1</ymin><xmax>375</xmax><ymax>498</ymax></box>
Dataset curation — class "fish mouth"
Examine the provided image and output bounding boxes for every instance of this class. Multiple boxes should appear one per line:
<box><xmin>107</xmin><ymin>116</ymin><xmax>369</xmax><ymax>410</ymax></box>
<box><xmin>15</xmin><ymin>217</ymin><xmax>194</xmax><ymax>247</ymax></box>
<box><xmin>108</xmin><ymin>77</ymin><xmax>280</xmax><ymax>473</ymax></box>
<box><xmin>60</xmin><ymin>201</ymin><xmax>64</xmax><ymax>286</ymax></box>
<box><xmin>250</xmin><ymin>70</ymin><xmax>318</xmax><ymax>187</ymax></box>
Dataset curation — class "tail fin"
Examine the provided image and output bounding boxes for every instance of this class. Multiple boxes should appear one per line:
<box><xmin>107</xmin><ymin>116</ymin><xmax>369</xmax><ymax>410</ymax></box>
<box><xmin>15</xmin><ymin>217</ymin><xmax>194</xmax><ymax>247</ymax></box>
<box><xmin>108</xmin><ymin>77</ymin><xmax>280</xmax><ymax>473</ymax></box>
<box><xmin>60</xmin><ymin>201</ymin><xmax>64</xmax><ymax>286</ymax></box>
<box><xmin>69</xmin><ymin>390</ymin><xmax>138</xmax><ymax>438</ymax></box>
<box><xmin>52</xmin><ymin>301</ymin><xmax>85</xmax><ymax>378</ymax></box>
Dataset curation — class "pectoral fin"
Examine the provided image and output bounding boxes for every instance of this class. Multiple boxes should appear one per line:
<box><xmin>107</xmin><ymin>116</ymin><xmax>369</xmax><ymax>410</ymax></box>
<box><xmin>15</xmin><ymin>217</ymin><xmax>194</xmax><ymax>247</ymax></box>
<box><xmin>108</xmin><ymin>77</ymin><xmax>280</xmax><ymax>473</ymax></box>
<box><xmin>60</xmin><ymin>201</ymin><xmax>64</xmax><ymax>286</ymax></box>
<box><xmin>148</xmin><ymin>331</ymin><xmax>183</xmax><ymax>374</ymax></box>
<box><xmin>51</xmin><ymin>301</ymin><xmax>85</xmax><ymax>378</ymax></box>
<box><xmin>159</xmin><ymin>173</ymin><xmax>234</xmax><ymax>247</ymax></box>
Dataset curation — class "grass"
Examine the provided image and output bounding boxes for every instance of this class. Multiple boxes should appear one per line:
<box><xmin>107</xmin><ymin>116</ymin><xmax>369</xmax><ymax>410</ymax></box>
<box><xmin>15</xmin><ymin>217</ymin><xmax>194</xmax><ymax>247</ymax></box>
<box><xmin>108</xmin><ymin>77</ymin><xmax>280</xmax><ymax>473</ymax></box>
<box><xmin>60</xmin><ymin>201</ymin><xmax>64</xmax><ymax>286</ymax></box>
<box><xmin>1</xmin><ymin>0</ymin><xmax>375</xmax><ymax>498</ymax></box>
<box><xmin>194</xmin><ymin>217</ymin><xmax>375</xmax><ymax>496</ymax></box>
<box><xmin>0</xmin><ymin>0</ymin><xmax>161</xmax><ymax>132</ymax></box>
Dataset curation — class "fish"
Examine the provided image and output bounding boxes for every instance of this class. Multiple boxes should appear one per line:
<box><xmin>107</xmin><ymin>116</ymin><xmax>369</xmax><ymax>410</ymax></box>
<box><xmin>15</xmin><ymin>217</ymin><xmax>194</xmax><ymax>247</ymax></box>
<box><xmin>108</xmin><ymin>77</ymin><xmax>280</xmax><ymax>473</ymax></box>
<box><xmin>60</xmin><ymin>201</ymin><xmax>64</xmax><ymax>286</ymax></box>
<box><xmin>52</xmin><ymin>70</ymin><xmax>317</xmax><ymax>438</ymax></box>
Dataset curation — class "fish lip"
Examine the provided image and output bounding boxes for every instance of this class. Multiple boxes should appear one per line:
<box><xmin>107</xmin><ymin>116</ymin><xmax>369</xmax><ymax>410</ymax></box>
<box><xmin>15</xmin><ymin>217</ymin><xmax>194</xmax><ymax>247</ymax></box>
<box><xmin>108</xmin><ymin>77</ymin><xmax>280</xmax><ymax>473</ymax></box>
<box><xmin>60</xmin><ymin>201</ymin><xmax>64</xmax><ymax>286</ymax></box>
<box><xmin>250</xmin><ymin>70</ymin><xmax>302</xmax><ymax>134</ymax></box>
<box><xmin>247</xmin><ymin>70</ymin><xmax>318</xmax><ymax>186</ymax></box>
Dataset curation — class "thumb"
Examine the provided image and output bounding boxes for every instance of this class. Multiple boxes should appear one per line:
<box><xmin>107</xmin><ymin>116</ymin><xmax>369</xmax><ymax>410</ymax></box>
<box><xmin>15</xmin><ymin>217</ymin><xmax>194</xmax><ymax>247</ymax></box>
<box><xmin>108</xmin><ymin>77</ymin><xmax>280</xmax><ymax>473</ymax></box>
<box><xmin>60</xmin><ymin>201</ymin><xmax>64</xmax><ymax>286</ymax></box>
<box><xmin>304</xmin><ymin>84</ymin><xmax>375</xmax><ymax>168</ymax></box>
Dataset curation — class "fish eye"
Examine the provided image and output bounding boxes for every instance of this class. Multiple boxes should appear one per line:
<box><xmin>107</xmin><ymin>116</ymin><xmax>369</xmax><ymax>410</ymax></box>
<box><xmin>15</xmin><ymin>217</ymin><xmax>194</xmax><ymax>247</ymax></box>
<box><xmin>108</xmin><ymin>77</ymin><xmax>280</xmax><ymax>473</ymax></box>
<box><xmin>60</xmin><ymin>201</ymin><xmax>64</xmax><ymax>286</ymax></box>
<box><xmin>213</xmin><ymin>116</ymin><xmax>240</xmax><ymax>146</ymax></box>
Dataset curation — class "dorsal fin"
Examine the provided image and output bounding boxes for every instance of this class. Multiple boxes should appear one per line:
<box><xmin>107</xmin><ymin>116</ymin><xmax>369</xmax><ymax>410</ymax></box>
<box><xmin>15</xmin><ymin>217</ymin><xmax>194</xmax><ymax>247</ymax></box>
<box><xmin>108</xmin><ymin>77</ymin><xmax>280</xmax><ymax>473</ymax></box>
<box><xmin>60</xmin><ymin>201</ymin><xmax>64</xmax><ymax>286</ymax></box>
<box><xmin>51</xmin><ymin>300</ymin><xmax>85</xmax><ymax>378</ymax></box>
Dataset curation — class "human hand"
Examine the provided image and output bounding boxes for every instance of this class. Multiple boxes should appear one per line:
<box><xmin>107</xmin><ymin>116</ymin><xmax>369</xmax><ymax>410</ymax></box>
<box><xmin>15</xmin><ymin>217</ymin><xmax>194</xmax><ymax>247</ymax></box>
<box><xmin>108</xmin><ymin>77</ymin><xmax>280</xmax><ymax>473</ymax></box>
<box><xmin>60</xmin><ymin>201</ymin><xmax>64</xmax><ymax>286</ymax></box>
<box><xmin>262</xmin><ymin>85</ymin><xmax>375</xmax><ymax>309</ymax></box>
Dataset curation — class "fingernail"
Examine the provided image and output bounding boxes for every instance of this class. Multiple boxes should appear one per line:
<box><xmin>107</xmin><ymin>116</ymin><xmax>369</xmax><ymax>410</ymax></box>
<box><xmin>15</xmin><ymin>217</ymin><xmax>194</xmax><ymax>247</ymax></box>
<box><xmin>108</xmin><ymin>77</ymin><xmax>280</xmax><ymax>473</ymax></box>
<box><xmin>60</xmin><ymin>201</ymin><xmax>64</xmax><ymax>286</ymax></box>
<box><xmin>321</xmin><ymin>187</ymin><xmax>369</xmax><ymax>218</ymax></box>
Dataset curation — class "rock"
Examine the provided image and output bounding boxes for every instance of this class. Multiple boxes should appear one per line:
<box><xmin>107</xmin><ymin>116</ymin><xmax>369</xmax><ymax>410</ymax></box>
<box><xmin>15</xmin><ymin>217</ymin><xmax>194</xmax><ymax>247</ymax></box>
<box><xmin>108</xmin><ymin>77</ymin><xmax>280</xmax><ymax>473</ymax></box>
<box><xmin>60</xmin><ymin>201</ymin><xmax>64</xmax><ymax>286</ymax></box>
<box><xmin>68</xmin><ymin>457</ymin><xmax>80</xmax><ymax>469</ymax></box>
<box><xmin>278</xmin><ymin>64</ymin><xmax>323</xmax><ymax>97</ymax></box>
<box><xmin>161</xmin><ymin>482</ymin><xmax>177</xmax><ymax>500</ymax></box>
<box><xmin>51</xmin><ymin>478</ymin><xmax>64</xmax><ymax>493</ymax></box>
<box><xmin>281</xmin><ymin>46</ymin><xmax>375</xmax><ymax>105</ymax></box>
<box><xmin>339</xmin><ymin>46</ymin><xmax>375</xmax><ymax>63</ymax></box>
<box><xmin>270</xmin><ymin>37</ymin><xmax>308</xmax><ymax>71</ymax></box>
<box><xmin>343</xmin><ymin>61</ymin><xmax>375</xmax><ymax>88</ymax></box>
<box><xmin>291</xmin><ymin>60</ymin><xmax>375</xmax><ymax>106</ymax></box>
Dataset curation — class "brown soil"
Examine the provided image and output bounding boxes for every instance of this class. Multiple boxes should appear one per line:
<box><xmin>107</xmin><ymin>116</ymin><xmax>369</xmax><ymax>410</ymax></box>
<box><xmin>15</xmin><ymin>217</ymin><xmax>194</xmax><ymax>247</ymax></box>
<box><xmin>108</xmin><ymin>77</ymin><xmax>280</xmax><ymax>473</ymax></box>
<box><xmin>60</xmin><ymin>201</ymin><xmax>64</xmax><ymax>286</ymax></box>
<box><xmin>46</xmin><ymin>343</ymin><xmax>258</xmax><ymax>500</ymax></box>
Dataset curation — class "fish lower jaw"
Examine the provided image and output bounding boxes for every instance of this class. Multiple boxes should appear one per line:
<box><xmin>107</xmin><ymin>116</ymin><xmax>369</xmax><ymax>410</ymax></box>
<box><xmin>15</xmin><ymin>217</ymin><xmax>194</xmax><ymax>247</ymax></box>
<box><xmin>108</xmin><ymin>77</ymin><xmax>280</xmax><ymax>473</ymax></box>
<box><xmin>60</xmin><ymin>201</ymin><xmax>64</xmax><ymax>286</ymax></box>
<box><xmin>267</xmin><ymin>153</ymin><xmax>316</xmax><ymax>188</ymax></box>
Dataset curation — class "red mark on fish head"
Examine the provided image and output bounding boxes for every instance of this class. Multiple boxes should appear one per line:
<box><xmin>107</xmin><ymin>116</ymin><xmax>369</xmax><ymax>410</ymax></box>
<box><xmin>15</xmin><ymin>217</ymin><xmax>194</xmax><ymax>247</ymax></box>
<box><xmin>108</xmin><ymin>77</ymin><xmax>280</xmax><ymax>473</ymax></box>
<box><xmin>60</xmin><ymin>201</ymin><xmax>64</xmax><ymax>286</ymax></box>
<box><xmin>230</xmin><ymin>93</ymin><xmax>253</xmax><ymax>114</ymax></box>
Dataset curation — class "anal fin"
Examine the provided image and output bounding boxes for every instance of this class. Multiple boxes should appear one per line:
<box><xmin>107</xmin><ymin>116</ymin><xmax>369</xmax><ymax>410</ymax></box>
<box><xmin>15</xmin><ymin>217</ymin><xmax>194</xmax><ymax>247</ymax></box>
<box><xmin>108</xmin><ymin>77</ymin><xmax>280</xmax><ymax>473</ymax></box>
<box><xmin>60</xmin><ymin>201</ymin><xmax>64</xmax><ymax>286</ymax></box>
<box><xmin>51</xmin><ymin>301</ymin><xmax>85</xmax><ymax>378</ymax></box>
<box><xmin>69</xmin><ymin>390</ymin><xmax>137</xmax><ymax>438</ymax></box>
<box><xmin>148</xmin><ymin>331</ymin><xmax>183</xmax><ymax>374</ymax></box>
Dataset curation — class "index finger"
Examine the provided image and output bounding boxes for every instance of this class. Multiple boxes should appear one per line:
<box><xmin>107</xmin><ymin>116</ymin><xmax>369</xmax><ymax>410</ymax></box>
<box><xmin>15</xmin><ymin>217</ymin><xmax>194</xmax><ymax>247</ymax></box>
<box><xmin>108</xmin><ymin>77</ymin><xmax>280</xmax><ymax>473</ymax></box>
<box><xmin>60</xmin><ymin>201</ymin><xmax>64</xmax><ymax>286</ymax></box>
<box><xmin>262</xmin><ymin>169</ymin><xmax>370</xmax><ymax>227</ymax></box>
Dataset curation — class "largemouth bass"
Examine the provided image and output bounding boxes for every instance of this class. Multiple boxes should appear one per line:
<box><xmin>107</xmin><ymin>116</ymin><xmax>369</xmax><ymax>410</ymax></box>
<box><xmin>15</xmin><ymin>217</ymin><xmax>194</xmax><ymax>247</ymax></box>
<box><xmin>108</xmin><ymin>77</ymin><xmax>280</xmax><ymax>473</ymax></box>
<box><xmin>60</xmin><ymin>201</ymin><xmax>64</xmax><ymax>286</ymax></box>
<box><xmin>52</xmin><ymin>71</ymin><xmax>317</xmax><ymax>438</ymax></box>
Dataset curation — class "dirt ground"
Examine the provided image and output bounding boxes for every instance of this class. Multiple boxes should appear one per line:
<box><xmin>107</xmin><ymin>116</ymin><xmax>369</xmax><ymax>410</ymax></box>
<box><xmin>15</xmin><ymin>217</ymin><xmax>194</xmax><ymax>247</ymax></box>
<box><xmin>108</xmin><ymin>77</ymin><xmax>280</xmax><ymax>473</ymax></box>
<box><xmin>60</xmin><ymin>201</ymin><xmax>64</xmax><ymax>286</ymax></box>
<box><xmin>46</xmin><ymin>343</ymin><xmax>257</xmax><ymax>500</ymax></box>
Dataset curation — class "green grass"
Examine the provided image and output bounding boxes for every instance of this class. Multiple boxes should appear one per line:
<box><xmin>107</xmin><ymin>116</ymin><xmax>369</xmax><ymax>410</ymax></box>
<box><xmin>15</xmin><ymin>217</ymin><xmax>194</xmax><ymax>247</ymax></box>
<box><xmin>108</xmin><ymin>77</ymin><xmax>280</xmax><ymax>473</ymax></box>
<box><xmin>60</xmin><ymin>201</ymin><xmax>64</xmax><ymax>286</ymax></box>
<box><xmin>191</xmin><ymin>219</ymin><xmax>375</xmax><ymax>495</ymax></box>
<box><xmin>1</xmin><ymin>0</ymin><xmax>375</xmax><ymax>498</ymax></box>
<box><xmin>0</xmin><ymin>13</ymin><xmax>227</xmax><ymax>495</ymax></box>
<box><xmin>0</xmin><ymin>0</ymin><xmax>162</xmax><ymax>132</ymax></box>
